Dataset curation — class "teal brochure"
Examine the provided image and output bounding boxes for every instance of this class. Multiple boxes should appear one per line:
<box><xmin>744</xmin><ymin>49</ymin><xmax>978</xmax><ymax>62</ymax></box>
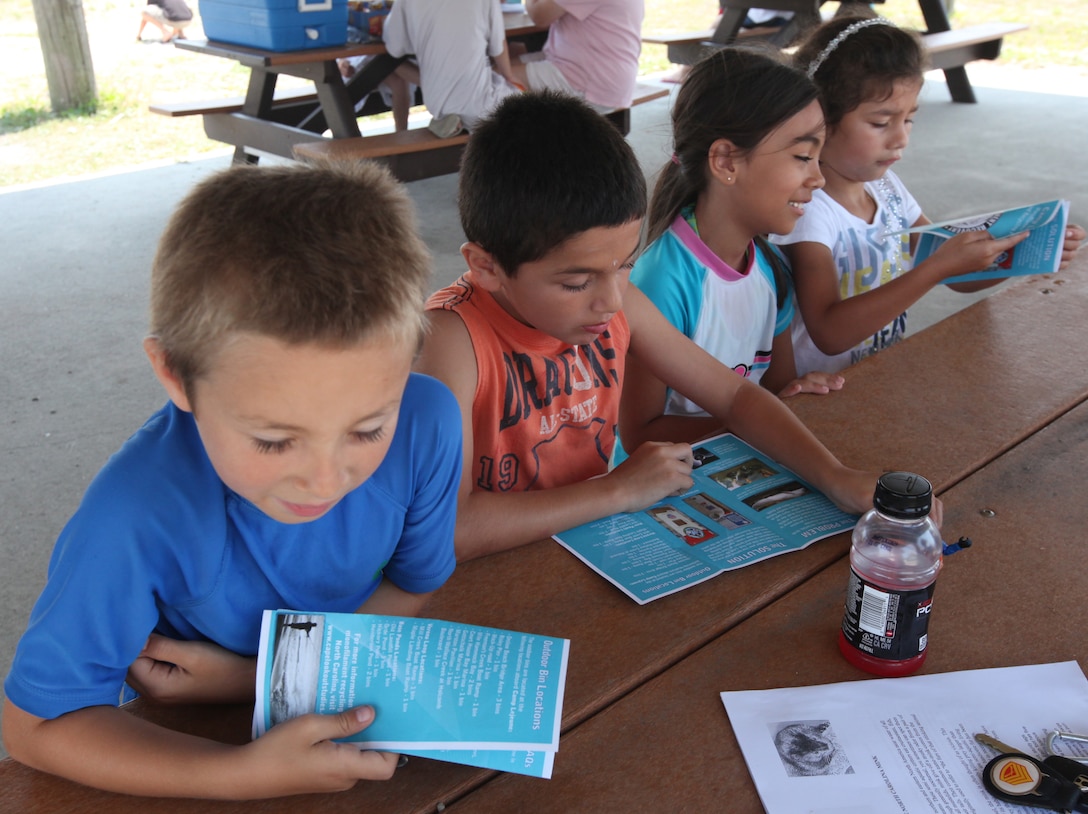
<box><xmin>398</xmin><ymin>746</ymin><xmax>555</xmax><ymax>778</ymax></box>
<box><xmin>553</xmin><ymin>433</ymin><xmax>858</xmax><ymax>604</ymax></box>
<box><xmin>254</xmin><ymin>611</ymin><xmax>568</xmax><ymax>776</ymax></box>
<box><xmin>905</xmin><ymin>199</ymin><xmax>1069</xmax><ymax>282</ymax></box>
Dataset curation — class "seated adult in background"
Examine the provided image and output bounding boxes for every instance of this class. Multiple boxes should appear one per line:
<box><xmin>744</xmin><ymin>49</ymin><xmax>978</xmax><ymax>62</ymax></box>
<box><xmin>510</xmin><ymin>0</ymin><xmax>644</xmax><ymax>112</ymax></box>
<box><xmin>382</xmin><ymin>0</ymin><xmax>521</xmax><ymax>133</ymax></box>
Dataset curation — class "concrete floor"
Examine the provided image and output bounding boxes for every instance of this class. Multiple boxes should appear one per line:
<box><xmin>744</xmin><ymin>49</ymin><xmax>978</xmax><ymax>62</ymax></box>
<box><xmin>1</xmin><ymin>67</ymin><xmax>1086</xmax><ymax>757</ymax></box>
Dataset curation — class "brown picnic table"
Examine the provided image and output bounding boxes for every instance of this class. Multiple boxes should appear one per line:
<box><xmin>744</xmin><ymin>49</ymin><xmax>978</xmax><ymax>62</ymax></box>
<box><xmin>2</xmin><ymin>254</ymin><xmax>1086</xmax><ymax>811</ymax></box>
<box><xmin>159</xmin><ymin>11</ymin><xmax>546</xmax><ymax>168</ymax></box>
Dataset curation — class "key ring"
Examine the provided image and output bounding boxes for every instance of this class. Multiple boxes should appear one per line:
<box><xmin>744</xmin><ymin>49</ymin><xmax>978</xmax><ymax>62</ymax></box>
<box><xmin>1049</xmin><ymin>732</ymin><xmax>1088</xmax><ymax>766</ymax></box>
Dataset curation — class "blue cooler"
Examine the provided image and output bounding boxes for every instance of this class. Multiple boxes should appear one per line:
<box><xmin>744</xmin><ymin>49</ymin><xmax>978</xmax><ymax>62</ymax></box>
<box><xmin>347</xmin><ymin>1</ymin><xmax>391</xmax><ymax>43</ymax></box>
<box><xmin>200</xmin><ymin>0</ymin><xmax>349</xmax><ymax>51</ymax></box>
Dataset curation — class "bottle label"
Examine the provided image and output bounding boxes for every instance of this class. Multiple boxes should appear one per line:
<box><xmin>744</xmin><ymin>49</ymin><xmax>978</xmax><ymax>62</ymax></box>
<box><xmin>841</xmin><ymin>568</ymin><xmax>935</xmax><ymax>662</ymax></box>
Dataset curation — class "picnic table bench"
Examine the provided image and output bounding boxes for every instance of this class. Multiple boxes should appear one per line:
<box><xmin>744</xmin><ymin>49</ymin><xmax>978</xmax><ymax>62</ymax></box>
<box><xmin>150</xmin><ymin>11</ymin><xmax>669</xmax><ymax>181</ymax></box>
<box><xmin>289</xmin><ymin>81</ymin><xmax>670</xmax><ymax>179</ymax></box>
<box><xmin>151</xmin><ymin>39</ymin><xmax>401</xmax><ymax>163</ymax></box>
<box><xmin>148</xmin><ymin>11</ymin><xmax>545</xmax><ymax>174</ymax></box>
<box><xmin>291</xmin><ymin>127</ymin><xmax>471</xmax><ymax>183</ymax></box>
<box><xmin>642</xmin><ymin>0</ymin><xmax>1026</xmax><ymax>103</ymax></box>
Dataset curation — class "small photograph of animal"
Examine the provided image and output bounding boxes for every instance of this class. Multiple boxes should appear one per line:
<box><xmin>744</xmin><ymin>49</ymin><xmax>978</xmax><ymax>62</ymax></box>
<box><xmin>709</xmin><ymin>458</ymin><xmax>776</xmax><ymax>490</ymax></box>
<box><xmin>771</xmin><ymin>720</ymin><xmax>855</xmax><ymax>777</ymax></box>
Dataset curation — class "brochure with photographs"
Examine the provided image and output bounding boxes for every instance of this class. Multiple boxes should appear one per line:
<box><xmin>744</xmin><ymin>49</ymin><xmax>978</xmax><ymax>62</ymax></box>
<box><xmin>553</xmin><ymin>433</ymin><xmax>858</xmax><ymax>604</ymax></box>
<box><xmin>904</xmin><ymin>198</ymin><xmax>1069</xmax><ymax>282</ymax></box>
<box><xmin>253</xmin><ymin>610</ymin><xmax>570</xmax><ymax>778</ymax></box>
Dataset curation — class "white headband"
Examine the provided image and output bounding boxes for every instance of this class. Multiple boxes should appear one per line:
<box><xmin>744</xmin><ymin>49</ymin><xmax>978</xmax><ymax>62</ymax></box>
<box><xmin>806</xmin><ymin>17</ymin><xmax>894</xmax><ymax>79</ymax></box>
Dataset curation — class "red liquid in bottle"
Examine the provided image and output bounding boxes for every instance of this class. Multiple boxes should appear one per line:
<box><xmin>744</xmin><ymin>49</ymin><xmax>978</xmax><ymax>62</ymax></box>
<box><xmin>839</xmin><ymin>473</ymin><xmax>941</xmax><ymax>678</ymax></box>
<box><xmin>838</xmin><ymin>624</ymin><xmax>929</xmax><ymax>678</ymax></box>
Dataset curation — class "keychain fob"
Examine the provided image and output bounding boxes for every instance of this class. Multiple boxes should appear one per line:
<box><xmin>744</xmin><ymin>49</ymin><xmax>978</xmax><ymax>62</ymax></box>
<box><xmin>982</xmin><ymin>752</ymin><xmax>1088</xmax><ymax>812</ymax></box>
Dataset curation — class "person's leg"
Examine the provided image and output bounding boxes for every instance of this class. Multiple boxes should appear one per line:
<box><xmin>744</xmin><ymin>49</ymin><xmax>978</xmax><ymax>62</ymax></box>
<box><xmin>394</xmin><ymin>61</ymin><xmax>420</xmax><ymax>88</ymax></box>
<box><xmin>660</xmin><ymin>64</ymin><xmax>690</xmax><ymax>84</ymax></box>
<box><xmin>170</xmin><ymin>18</ymin><xmax>193</xmax><ymax>40</ymax></box>
<box><xmin>519</xmin><ymin>55</ymin><xmax>591</xmax><ymax>104</ymax></box>
<box><xmin>161</xmin><ymin>17</ymin><xmax>191</xmax><ymax>41</ymax></box>
<box><xmin>138</xmin><ymin>7</ymin><xmax>169</xmax><ymax>41</ymax></box>
<box><xmin>510</xmin><ymin>59</ymin><xmax>529</xmax><ymax>92</ymax></box>
<box><xmin>138</xmin><ymin>10</ymin><xmax>170</xmax><ymax>41</ymax></box>
<box><xmin>383</xmin><ymin>71</ymin><xmax>411</xmax><ymax>132</ymax></box>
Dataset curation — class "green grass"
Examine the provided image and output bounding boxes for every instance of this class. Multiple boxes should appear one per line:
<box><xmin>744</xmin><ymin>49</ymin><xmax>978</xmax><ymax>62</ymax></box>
<box><xmin>1</xmin><ymin>0</ymin><xmax>1084</xmax><ymax>187</ymax></box>
<box><xmin>0</xmin><ymin>104</ymin><xmax>52</xmax><ymax>133</ymax></box>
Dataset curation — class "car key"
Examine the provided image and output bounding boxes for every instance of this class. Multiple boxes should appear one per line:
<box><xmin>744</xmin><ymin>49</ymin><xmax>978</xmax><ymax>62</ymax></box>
<box><xmin>978</xmin><ymin>734</ymin><xmax>1088</xmax><ymax>792</ymax></box>
<box><xmin>975</xmin><ymin>733</ymin><xmax>1088</xmax><ymax>812</ymax></box>
<box><xmin>1049</xmin><ymin>733</ymin><xmax>1088</xmax><ymax>792</ymax></box>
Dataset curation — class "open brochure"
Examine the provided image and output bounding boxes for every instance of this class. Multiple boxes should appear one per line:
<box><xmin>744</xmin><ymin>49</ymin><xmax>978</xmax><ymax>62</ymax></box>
<box><xmin>721</xmin><ymin>661</ymin><xmax>1088</xmax><ymax>813</ymax></box>
<box><xmin>253</xmin><ymin>610</ymin><xmax>570</xmax><ymax>778</ymax></box>
<box><xmin>553</xmin><ymin>433</ymin><xmax>858</xmax><ymax>604</ymax></box>
<box><xmin>904</xmin><ymin>199</ymin><xmax>1069</xmax><ymax>282</ymax></box>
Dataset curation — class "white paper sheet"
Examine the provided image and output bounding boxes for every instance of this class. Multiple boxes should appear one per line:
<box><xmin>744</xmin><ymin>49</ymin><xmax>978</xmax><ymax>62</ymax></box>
<box><xmin>721</xmin><ymin>662</ymin><xmax>1088</xmax><ymax>813</ymax></box>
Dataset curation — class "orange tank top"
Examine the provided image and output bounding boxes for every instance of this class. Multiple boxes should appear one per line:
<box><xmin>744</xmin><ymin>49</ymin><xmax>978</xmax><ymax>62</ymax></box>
<box><xmin>427</xmin><ymin>273</ymin><xmax>631</xmax><ymax>493</ymax></box>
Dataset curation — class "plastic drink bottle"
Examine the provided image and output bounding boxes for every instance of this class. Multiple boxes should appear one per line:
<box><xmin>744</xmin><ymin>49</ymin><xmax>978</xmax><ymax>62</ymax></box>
<box><xmin>838</xmin><ymin>471</ymin><xmax>942</xmax><ymax>677</ymax></box>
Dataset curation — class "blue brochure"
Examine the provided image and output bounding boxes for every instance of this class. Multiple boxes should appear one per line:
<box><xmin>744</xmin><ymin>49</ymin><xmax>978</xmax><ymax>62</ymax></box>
<box><xmin>398</xmin><ymin>746</ymin><xmax>554</xmax><ymax>778</ymax></box>
<box><xmin>905</xmin><ymin>199</ymin><xmax>1069</xmax><ymax>282</ymax></box>
<box><xmin>253</xmin><ymin>611</ymin><xmax>569</xmax><ymax>777</ymax></box>
<box><xmin>553</xmin><ymin>434</ymin><xmax>858</xmax><ymax>604</ymax></box>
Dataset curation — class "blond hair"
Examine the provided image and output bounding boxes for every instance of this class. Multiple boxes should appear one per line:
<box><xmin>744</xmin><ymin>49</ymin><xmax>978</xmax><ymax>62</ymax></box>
<box><xmin>149</xmin><ymin>160</ymin><xmax>431</xmax><ymax>391</ymax></box>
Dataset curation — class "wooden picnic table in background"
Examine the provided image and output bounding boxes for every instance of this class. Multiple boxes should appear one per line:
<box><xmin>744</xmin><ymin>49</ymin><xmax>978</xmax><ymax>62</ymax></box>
<box><xmin>156</xmin><ymin>11</ymin><xmax>547</xmax><ymax>167</ymax></box>
<box><xmin>643</xmin><ymin>0</ymin><xmax>1027</xmax><ymax>103</ymax></box>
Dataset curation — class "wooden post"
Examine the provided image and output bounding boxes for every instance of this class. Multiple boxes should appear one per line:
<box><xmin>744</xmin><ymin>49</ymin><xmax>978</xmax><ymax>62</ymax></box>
<box><xmin>31</xmin><ymin>0</ymin><xmax>97</xmax><ymax>113</ymax></box>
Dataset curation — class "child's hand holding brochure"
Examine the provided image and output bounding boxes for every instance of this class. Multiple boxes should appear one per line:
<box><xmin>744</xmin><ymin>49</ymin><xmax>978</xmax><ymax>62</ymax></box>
<box><xmin>253</xmin><ymin>610</ymin><xmax>570</xmax><ymax>778</ymax></box>
<box><xmin>904</xmin><ymin>199</ymin><xmax>1070</xmax><ymax>282</ymax></box>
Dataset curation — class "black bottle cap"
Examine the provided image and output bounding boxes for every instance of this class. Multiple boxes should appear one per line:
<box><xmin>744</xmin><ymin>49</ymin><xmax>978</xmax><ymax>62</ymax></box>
<box><xmin>873</xmin><ymin>471</ymin><xmax>933</xmax><ymax>519</ymax></box>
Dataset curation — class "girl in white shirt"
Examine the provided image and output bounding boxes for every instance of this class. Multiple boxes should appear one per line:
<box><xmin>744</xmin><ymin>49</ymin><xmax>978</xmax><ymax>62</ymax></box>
<box><xmin>773</xmin><ymin>15</ymin><xmax>1082</xmax><ymax>375</ymax></box>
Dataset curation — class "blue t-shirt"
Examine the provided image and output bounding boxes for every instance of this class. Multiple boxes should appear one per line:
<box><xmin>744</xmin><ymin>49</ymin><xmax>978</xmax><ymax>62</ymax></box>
<box><xmin>5</xmin><ymin>373</ymin><xmax>461</xmax><ymax>720</ymax></box>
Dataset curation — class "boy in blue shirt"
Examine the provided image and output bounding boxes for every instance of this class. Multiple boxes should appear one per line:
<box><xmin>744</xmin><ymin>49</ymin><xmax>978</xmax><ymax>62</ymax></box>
<box><xmin>2</xmin><ymin>161</ymin><xmax>462</xmax><ymax>797</ymax></box>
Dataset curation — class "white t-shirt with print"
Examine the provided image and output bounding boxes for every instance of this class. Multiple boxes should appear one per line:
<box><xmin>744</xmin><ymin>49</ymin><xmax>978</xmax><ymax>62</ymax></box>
<box><xmin>771</xmin><ymin>170</ymin><xmax>922</xmax><ymax>375</ymax></box>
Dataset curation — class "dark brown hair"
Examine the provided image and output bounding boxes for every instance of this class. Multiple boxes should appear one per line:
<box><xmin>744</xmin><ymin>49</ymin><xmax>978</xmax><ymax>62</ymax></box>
<box><xmin>458</xmin><ymin>91</ymin><xmax>646</xmax><ymax>276</ymax></box>
<box><xmin>796</xmin><ymin>15</ymin><xmax>927</xmax><ymax>128</ymax></box>
<box><xmin>647</xmin><ymin>46</ymin><xmax>820</xmax><ymax>244</ymax></box>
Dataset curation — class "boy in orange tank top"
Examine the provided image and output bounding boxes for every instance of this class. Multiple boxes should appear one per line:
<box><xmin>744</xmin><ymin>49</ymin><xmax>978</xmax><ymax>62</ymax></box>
<box><xmin>417</xmin><ymin>91</ymin><xmax>897</xmax><ymax>562</ymax></box>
